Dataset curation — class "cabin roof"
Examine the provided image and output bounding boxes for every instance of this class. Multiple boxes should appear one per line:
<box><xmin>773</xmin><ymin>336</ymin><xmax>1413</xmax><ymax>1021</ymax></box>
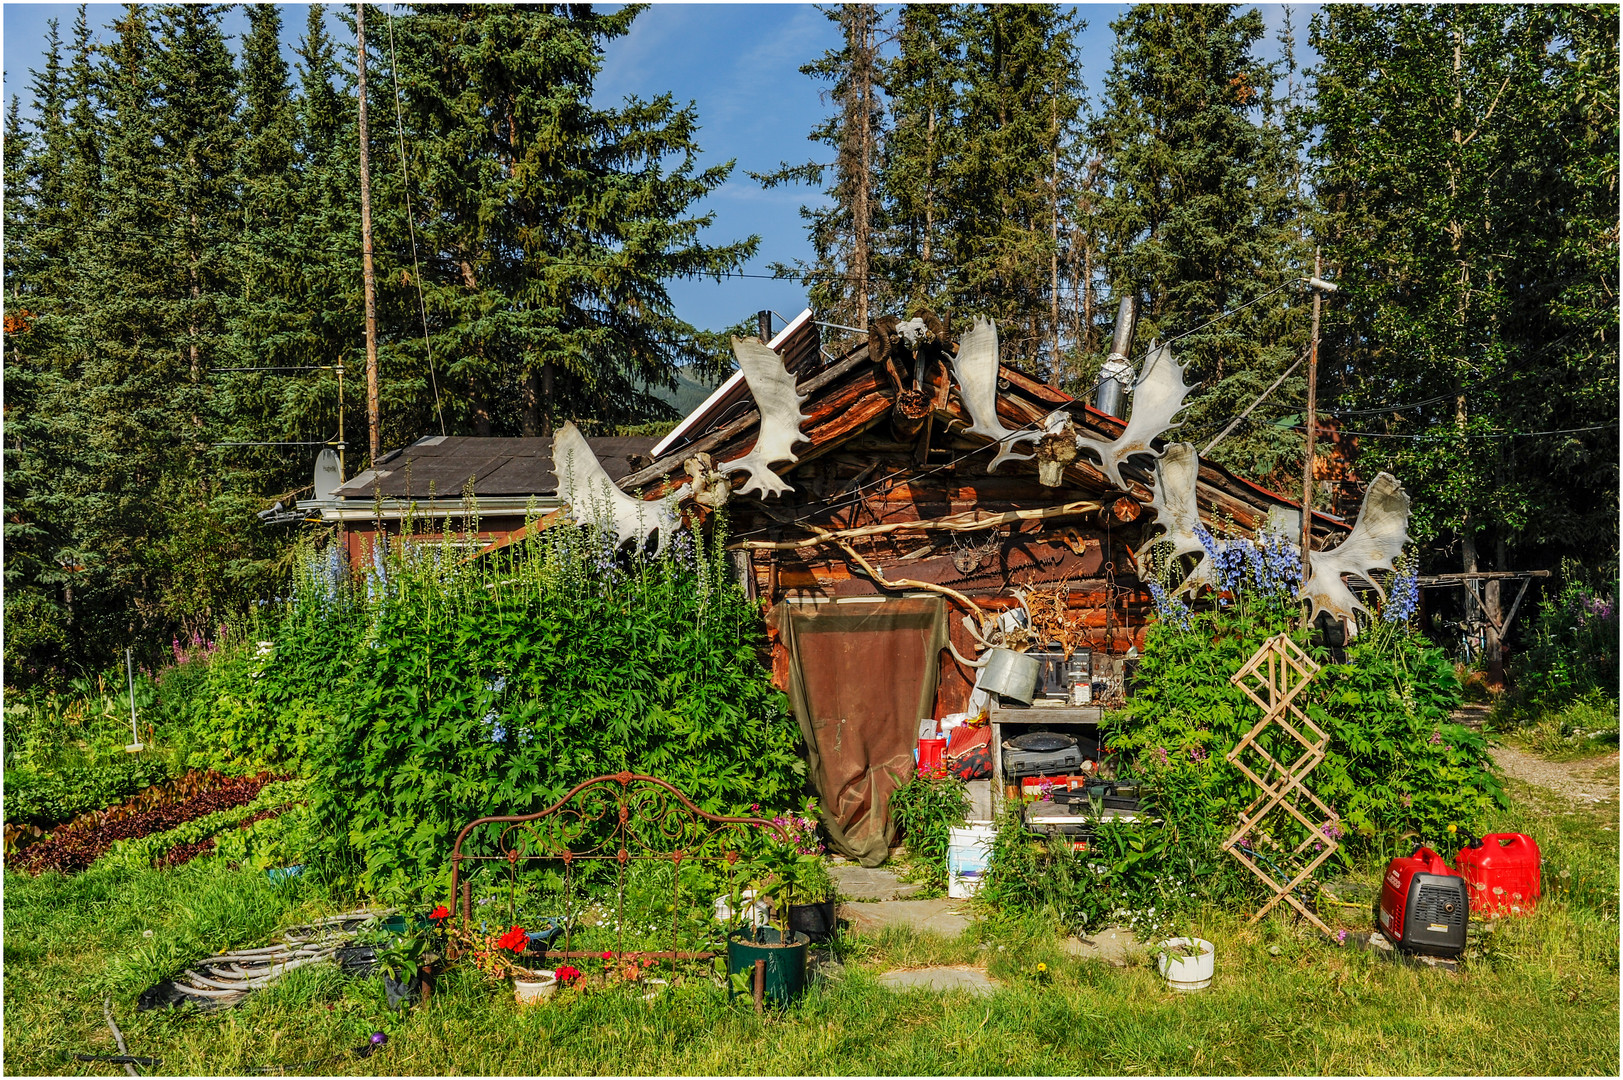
<box><xmin>330</xmin><ymin>435</ymin><xmax>661</xmax><ymax>501</ymax></box>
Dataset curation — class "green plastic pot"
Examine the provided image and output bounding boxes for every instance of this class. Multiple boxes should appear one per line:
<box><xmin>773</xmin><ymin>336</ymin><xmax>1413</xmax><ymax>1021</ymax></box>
<box><xmin>726</xmin><ymin>926</ymin><xmax>810</xmax><ymax>1007</ymax></box>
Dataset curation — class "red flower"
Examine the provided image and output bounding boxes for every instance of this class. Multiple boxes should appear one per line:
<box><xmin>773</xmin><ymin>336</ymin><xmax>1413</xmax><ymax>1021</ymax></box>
<box><xmin>428</xmin><ymin>905</ymin><xmax>450</xmax><ymax>921</ymax></box>
<box><xmin>495</xmin><ymin>925</ymin><xmax>528</xmax><ymax>952</ymax></box>
<box><xmin>555</xmin><ymin>965</ymin><xmax>582</xmax><ymax>986</ymax></box>
<box><xmin>601</xmin><ymin>950</ymin><xmax>613</xmax><ymax>960</ymax></box>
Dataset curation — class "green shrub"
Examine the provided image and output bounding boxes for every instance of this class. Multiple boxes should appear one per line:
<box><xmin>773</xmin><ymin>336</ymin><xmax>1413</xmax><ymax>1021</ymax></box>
<box><xmin>888</xmin><ymin>770</ymin><xmax>969</xmax><ymax>890</ymax></box>
<box><xmin>231</xmin><ymin>514</ymin><xmax>806</xmax><ymax>900</ymax></box>
<box><xmin>1506</xmin><ymin>560</ymin><xmax>1619</xmax><ymax>717</ymax></box>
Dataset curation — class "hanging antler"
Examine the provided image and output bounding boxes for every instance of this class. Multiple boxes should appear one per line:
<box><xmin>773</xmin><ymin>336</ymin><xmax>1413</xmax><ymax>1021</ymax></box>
<box><xmin>949</xmin><ymin>316</ymin><xmax>1043</xmax><ymax>472</ymax></box>
<box><xmin>717</xmin><ymin>336</ymin><xmax>811</xmax><ymax>498</ymax></box>
<box><xmin>554</xmin><ymin>422</ymin><xmax>679</xmax><ymax>552</ymax></box>
<box><xmin>1299</xmin><ymin>472</ymin><xmax>1411</xmax><ymax>631</ymax></box>
<box><xmin>1132</xmin><ymin>441</ymin><xmax>1221</xmax><ymax>595</ymax></box>
<box><xmin>1074</xmin><ymin>341</ymin><xmax>1196</xmax><ymax>491</ymax></box>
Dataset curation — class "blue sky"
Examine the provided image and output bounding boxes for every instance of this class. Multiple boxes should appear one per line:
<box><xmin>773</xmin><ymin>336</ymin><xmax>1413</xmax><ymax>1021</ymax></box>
<box><xmin>3</xmin><ymin>3</ymin><xmax>1316</xmax><ymax>335</ymax></box>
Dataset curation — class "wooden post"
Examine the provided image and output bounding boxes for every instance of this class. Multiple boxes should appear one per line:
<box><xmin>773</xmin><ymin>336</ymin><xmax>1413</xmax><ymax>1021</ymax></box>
<box><xmin>357</xmin><ymin>3</ymin><xmax>381</xmax><ymax>467</ymax></box>
<box><xmin>1300</xmin><ymin>250</ymin><xmax>1322</xmax><ymax>574</ymax></box>
<box><xmin>752</xmin><ymin>958</ymin><xmax>766</xmax><ymax>1013</ymax></box>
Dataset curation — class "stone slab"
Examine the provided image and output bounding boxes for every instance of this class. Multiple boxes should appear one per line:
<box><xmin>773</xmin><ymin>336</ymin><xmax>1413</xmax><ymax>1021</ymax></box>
<box><xmin>1061</xmin><ymin>925</ymin><xmax>1148</xmax><ymax>967</ymax></box>
<box><xmin>831</xmin><ymin>864</ymin><xmax>922</xmax><ymax>901</ymax></box>
<box><xmin>838</xmin><ymin>899</ymin><xmax>973</xmax><ymax>939</ymax></box>
<box><xmin>877</xmin><ymin>965</ymin><xmax>997</xmax><ymax>996</ymax></box>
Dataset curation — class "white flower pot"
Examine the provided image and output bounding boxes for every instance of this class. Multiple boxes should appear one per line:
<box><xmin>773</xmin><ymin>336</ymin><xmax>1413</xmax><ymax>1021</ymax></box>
<box><xmin>513</xmin><ymin>970</ymin><xmax>557</xmax><ymax>1004</ymax></box>
<box><xmin>1156</xmin><ymin>937</ymin><xmax>1214</xmax><ymax>991</ymax></box>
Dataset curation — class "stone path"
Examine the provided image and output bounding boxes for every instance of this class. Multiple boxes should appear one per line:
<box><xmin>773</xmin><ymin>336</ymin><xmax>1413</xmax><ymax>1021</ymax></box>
<box><xmin>1061</xmin><ymin>925</ymin><xmax>1147</xmax><ymax>967</ymax></box>
<box><xmin>838</xmin><ymin>899</ymin><xmax>973</xmax><ymax>939</ymax></box>
<box><xmin>877</xmin><ymin>965</ymin><xmax>997</xmax><ymax>996</ymax></box>
<box><xmin>1490</xmin><ymin>745</ymin><xmax>1618</xmax><ymax>805</ymax></box>
<box><xmin>831</xmin><ymin>863</ymin><xmax>921</xmax><ymax>901</ymax></box>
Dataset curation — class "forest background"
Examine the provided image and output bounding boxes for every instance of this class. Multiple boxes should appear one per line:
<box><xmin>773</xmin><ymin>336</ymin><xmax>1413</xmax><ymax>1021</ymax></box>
<box><xmin>3</xmin><ymin>3</ymin><xmax>1616</xmax><ymax>687</ymax></box>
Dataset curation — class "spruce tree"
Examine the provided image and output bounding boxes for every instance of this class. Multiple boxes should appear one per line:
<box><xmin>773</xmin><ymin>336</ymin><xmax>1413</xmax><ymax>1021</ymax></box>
<box><xmin>1092</xmin><ymin>3</ymin><xmax>1308</xmax><ymax>485</ymax></box>
<box><xmin>945</xmin><ymin>4</ymin><xmax>1085</xmax><ymax>376</ymax></box>
<box><xmin>380</xmin><ymin>3</ymin><xmax>757</xmax><ymax>438</ymax></box>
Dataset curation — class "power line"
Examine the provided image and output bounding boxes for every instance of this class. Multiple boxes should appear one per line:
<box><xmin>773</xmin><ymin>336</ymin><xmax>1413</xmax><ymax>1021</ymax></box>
<box><xmin>1286</xmin><ymin>423</ymin><xmax>1613</xmax><ymax>440</ymax></box>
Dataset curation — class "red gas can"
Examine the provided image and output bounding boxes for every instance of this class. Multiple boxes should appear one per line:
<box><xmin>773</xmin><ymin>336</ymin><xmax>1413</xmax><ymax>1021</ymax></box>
<box><xmin>917</xmin><ymin>737</ymin><xmax>948</xmax><ymax>773</ymax></box>
<box><xmin>1456</xmin><ymin>833</ymin><xmax>1541</xmax><ymax>916</ymax></box>
<box><xmin>1378</xmin><ymin>846</ymin><xmax>1469</xmax><ymax>957</ymax></box>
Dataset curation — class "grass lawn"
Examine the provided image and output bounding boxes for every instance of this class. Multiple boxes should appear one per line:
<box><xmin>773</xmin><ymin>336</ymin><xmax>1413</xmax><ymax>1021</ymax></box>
<box><xmin>5</xmin><ymin>772</ymin><xmax>1617</xmax><ymax>1076</ymax></box>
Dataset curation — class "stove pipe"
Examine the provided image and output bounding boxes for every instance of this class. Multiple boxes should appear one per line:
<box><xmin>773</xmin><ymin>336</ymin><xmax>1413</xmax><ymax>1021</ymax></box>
<box><xmin>1095</xmin><ymin>293</ymin><xmax>1137</xmax><ymax>418</ymax></box>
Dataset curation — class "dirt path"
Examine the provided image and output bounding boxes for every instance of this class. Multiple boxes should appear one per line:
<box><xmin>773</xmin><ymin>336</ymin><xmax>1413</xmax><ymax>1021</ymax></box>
<box><xmin>1490</xmin><ymin>745</ymin><xmax>1619</xmax><ymax>804</ymax></box>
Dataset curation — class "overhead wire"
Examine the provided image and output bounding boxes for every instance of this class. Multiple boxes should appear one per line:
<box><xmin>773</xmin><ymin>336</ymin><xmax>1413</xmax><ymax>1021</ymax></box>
<box><xmin>385</xmin><ymin>5</ymin><xmax>446</xmax><ymax>438</ymax></box>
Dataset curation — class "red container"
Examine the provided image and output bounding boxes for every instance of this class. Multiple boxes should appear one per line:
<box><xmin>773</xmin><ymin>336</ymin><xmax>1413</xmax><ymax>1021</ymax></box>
<box><xmin>1378</xmin><ymin>846</ymin><xmax>1468</xmax><ymax>957</ymax></box>
<box><xmin>1456</xmin><ymin>833</ymin><xmax>1541</xmax><ymax>916</ymax></box>
<box><xmin>917</xmin><ymin>737</ymin><xmax>947</xmax><ymax>772</ymax></box>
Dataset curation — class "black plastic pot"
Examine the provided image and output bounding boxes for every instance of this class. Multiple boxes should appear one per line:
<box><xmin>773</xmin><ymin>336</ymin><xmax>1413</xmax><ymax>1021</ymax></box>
<box><xmin>381</xmin><ymin>971</ymin><xmax>423</xmax><ymax>1009</ymax></box>
<box><xmin>726</xmin><ymin>926</ymin><xmax>810</xmax><ymax>1007</ymax></box>
<box><xmin>787</xmin><ymin>900</ymin><xmax>837</xmax><ymax>943</ymax></box>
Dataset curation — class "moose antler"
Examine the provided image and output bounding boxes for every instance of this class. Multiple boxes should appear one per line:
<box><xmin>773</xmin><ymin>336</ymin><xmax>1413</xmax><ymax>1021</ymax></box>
<box><xmin>554</xmin><ymin>421</ymin><xmax>679</xmax><ymax>552</ymax></box>
<box><xmin>717</xmin><ymin>336</ymin><xmax>811</xmax><ymax>498</ymax></box>
<box><xmin>950</xmin><ymin>316</ymin><xmax>1042</xmax><ymax>472</ymax></box>
<box><xmin>1299</xmin><ymin>472</ymin><xmax>1411</xmax><ymax>630</ymax></box>
<box><xmin>1074</xmin><ymin>341</ymin><xmax>1195</xmax><ymax>491</ymax></box>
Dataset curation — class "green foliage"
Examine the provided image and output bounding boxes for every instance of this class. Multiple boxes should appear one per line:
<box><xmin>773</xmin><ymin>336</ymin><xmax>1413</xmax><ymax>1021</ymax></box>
<box><xmin>189</xmin><ymin>515</ymin><xmax>805</xmax><ymax>900</ymax></box>
<box><xmin>1091</xmin><ymin>3</ymin><xmax>1309</xmax><ymax>483</ymax></box>
<box><xmin>3</xmin><ymin>3</ymin><xmax>757</xmax><ymax>687</ymax></box>
<box><xmin>1506</xmin><ymin>564</ymin><xmax>1619</xmax><ymax>717</ymax></box>
<box><xmin>3</xmin><ymin>756</ymin><xmax>174</xmax><ymax>829</ymax></box>
<box><xmin>887</xmin><ymin>769</ymin><xmax>968</xmax><ymax>891</ymax></box>
<box><xmin>94</xmin><ymin>780</ymin><xmax>307</xmax><ymax>874</ymax></box>
<box><xmin>1312</xmin><ymin>5</ymin><xmax>1619</xmax><ymax>565</ymax></box>
<box><xmin>1109</xmin><ymin>603</ymin><xmax>1504</xmax><ymax>861</ymax></box>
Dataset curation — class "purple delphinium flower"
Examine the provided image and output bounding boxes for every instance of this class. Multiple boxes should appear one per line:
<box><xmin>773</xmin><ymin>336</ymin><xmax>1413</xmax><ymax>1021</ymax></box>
<box><xmin>1146</xmin><ymin>577</ymin><xmax>1193</xmax><ymax>632</ymax></box>
<box><xmin>1384</xmin><ymin>556</ymin><xmax>1419</xmax><ymax>624</ymax></box>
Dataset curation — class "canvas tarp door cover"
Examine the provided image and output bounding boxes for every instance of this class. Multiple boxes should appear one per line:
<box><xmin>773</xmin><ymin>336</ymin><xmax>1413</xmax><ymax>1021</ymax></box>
<box><xmin>771</xmin><ymin>597</ymin><xmax>948</xmax><ymax>867</ymax></box>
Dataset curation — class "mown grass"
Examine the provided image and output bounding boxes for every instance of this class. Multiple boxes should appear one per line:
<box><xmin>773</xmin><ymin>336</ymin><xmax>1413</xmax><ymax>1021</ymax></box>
<box><xmin>5</xmin><ymin>778</ymin><xmax>1617</xmax><ymax>1076</ymax></box>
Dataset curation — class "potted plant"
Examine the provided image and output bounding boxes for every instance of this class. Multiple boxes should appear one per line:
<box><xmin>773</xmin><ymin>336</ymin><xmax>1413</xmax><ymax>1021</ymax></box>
<box><xmin>785</xmin><ymin>854</ymin><xmax>837</xmax><ymax>943</ymax></box>
<box><xmin>723</xmin><ymin>848</ymin><xmax>811</xmax><ymax>1007</ymax></box>
<box><xmin>1155</xmin><ymin>933</ymin><xmax>1215</xmax><ymax>992</ymax></box>
<box><xmin>374</xmin><ymin>933</ymin><xmax>431</xmax><ymax>1009</ymax></box>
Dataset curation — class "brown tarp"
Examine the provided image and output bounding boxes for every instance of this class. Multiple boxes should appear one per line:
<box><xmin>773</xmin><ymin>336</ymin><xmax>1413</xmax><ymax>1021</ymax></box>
<box><xmin>770</xmin><ymin>597</ymin><xmax>948</xmax><ymax>867</ymax></box>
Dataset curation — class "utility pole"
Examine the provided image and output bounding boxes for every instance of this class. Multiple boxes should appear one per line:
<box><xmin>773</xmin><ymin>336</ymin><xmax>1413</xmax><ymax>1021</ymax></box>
<box><xmin>1301</xmin><ymin>252</ymin><xmax>1337</xmax><ymax>577</ymax></box>
<box><xmin>357</xmin><ymin>3</ymin><xmax>381</xmax><ymax>467</ymax></box>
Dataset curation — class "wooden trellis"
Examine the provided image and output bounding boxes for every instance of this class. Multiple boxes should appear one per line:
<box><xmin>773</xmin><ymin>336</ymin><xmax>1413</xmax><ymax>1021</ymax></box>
<box><xmin>1223</xmin><ymin>634</ymin><xmax>1337</xmax><ymax>936</ymax></box>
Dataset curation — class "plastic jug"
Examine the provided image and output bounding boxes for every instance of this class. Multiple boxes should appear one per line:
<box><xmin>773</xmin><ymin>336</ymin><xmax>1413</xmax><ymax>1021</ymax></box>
<box><xmin>1456</xmin><ymin>832</ymin><xmax>1541</xmax><ymax>916</ymax></box>
<box><xmin>917</xmin><ymin>737</ymin><xmax>948</xmax><ymax>773</ymax></box>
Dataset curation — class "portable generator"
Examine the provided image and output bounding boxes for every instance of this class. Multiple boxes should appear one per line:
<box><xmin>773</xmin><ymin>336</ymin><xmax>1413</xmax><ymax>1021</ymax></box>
<box><xmin>1377</xmin><ymin>846</ymin><xmax>1469</xmax><ymax>957</ymax></box>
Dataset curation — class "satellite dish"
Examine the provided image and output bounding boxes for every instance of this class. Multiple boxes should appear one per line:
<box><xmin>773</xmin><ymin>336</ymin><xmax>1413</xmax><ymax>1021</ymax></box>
<box><xmin>313</xmin><ymin>448</ymin><xmax>343</xmax><ymax>498</ymax></box>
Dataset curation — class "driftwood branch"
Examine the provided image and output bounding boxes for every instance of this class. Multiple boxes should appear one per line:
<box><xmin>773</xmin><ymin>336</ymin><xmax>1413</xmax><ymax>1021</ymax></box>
<box><xmin>734</xmin><ymin>500</ymin><xmax>1103</xmax><ymax>551</ymax></box>
<box><xmin>815</xmin><ymin>527</ymin><xmax>985</xmax><ymax>619</ymax></box>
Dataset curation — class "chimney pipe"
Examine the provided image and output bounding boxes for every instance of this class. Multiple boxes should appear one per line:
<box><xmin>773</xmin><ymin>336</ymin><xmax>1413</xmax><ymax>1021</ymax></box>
<box><xmin>758</xmin><ymin>310</ymin><xmax>773</xmax><ymax>344</ymax></box>
<box><xmin>1095</xmin><ymin>293</ymin><xmax>1138</xmax><ymax>417</ymax></box>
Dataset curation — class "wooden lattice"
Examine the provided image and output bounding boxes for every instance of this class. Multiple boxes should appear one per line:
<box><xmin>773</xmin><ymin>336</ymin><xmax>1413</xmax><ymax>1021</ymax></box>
<box><xmin>1223</xmin><ymin>634</ymin><xmax>1337</xmax><ymax>935</ymax></box>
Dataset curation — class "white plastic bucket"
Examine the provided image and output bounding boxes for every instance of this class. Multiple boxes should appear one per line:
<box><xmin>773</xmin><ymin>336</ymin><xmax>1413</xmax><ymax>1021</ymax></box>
<box><xmin>1156</xmin><ymin>937</ymin><xmax>1215</xmax><ymax>991</ymax></box>
<box><xmin>947</xmin><ymin>825</ymin><xmax>997</xmax><ymax>899</ymax></box>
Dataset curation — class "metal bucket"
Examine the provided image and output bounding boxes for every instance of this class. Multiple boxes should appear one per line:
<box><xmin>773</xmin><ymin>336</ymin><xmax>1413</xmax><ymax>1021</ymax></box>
<box><xmin>979</xmin><ymin>647</ymin><xmax>1039</xmax><ymax>704</ymax></box>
